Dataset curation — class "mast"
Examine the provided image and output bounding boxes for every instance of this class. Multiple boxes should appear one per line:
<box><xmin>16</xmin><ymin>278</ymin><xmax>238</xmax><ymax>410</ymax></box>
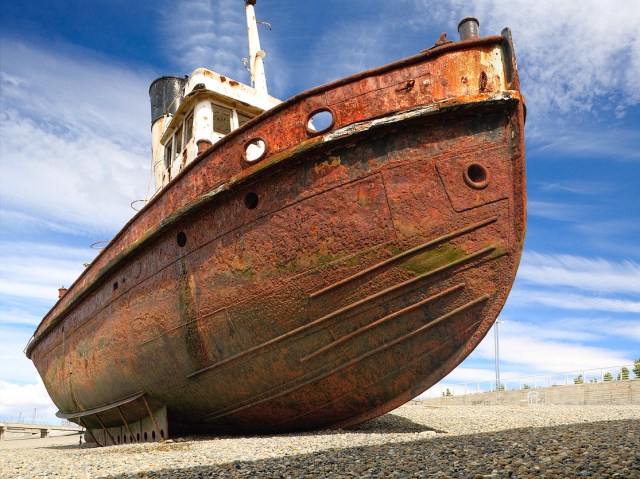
<box><xmin>245</xmin><ymin>0</ymin><xmax>268</xmax><ymax>96</ymax></box>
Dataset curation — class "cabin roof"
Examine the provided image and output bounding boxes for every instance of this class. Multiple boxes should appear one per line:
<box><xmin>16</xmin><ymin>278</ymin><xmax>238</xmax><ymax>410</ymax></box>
<box><xmin>159</xmin><ymin>68</ymin><xmax>280</xmax><ymax>145</ymax></box>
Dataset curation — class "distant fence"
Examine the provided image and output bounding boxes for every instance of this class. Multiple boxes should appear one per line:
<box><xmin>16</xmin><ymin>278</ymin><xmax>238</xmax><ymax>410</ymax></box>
<box><xmin>0</xmin><ymin>422</ymin><xmax>84</xmax><ymax>440</ymax></box>
<box><xmin>426</xmin><ymin>364</ymin><xmax>638</xmax><ymax>399</ymax></box>
<box><xmin>0</xmin><ymin>416</ymin><xmax>75</xmax><ymax>427</ymax></box>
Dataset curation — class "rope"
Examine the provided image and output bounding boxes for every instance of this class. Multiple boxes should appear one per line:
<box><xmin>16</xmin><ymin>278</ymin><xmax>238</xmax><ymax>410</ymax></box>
<box><xmin>90</xmin><ymin>240</ymin><xmax>110</xmax><ymax>250</ymax></box>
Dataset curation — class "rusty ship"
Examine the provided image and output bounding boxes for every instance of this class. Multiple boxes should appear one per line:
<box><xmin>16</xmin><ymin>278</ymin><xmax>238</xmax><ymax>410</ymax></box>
<box><xmin>26</xmin><ymin>1</ymin><xmax>526</xmax><ymax>446</ymax></box>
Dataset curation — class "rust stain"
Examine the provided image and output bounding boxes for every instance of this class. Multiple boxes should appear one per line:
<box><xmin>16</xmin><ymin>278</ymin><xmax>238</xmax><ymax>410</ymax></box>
<box><xmin>179</xmin><ymin>262</ymin><xmax>208</xmax><ymax>368</ymax></box>
<box><xmin>313</xmin><ymin>156</ymin><xmax>342</xmax><ymax>175</ymax></box>
<box><xmin>479</xmin><ymin>71</ymin><xmax>489</xmax><ymax>92</ymax></box>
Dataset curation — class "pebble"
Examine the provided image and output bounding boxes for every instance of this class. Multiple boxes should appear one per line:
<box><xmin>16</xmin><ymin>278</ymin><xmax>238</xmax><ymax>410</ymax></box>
<box><xmin>0</xmin><ymin>404</ymin><xmax>638</xmax><ymax>478</ymax></box>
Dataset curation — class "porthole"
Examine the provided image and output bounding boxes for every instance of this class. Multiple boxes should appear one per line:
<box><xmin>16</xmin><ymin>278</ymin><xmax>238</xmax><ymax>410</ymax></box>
<box><xmin>144</xmin><ymin>431</ymin><xmax>148</xmax><ymax>442</ymax></box>
<box><xmin>243</xmin><ymin>138</ymin><xmax>267</xmax><ymax>163</ymax></box>
<box><xmin>244</xmin><ymin>192</ymin><xmax>259</xmax><ymax>209</ymax></box>
<box><xmin>152</xmin><ymin>430</ymin><xmax>156</xmax><ymax>441</ymax></box>
<box><xmin>117</xmin><ymin>435</ymin><xmax>121</xmax><ymax>444</ymax></box>
<box><xmin>177</xmin><ymin>232</ymin><xmax>187</xmax><ymax>247</ymax></box>
<box><xmin>136</xmin><ymin>432</ymin><xmax>140</xmax><ymax>442</ymax></box>
<box><xmin>306</xmin><ymin>108</ymin><xmax>335</xmax><ymax>136</ymax></box>
<box><xmin>463</xmin><ymin>162</ymin><xmax>490</xmax><ymax>189</ymax></box>
<box><xmin>160</xmin><ymin>429</ymin><xmax>165</xmax><ymax>439</ymax></box>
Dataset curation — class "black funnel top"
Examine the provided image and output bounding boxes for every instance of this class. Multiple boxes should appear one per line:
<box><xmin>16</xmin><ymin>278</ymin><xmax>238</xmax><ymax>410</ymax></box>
<box><xmin>149</xmin><ymin>76</ymin><xmax>187</xmax><ymax>125</ymax></box>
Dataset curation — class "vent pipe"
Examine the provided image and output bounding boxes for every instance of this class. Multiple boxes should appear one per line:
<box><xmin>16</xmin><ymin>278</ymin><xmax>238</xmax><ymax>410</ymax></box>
<box><xmin>458</xmin><ymin>17</ymin><xmax>480</xmax><ymax>40</ymax></box>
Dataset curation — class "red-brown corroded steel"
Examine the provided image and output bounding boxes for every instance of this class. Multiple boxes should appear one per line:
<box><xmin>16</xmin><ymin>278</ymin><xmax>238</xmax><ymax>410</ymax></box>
<box><xmin>26</xmin><ymin>29</ymin><xmax>526</xmax><ymax>440</ymax></box>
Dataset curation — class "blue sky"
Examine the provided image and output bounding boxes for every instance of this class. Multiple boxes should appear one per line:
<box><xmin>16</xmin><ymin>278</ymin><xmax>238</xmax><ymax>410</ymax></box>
<box><xmin>1</xmin><ymin>0</ymin><xmax>639</xmax><ymax>423</ymax></box>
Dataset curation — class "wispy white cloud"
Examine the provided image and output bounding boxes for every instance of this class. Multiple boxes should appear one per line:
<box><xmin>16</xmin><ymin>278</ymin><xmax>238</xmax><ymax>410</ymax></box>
<box><xmin>0</xmin><ymin>39</ymin><xmax>152</xmax><ymax>235</ymax></box>
<box><xmin>0</xmin><ymin>309</ymin><xmax>42</xmax><ymax>327</ymax></box>
<box><xmin>535</xmin><ymin>180</ymin><xmax>613</xmax><ymax>196</ymax></box>
<box><xmin>509</xmin><ymin>290</ymin><xmax>640</xmax><ymax>313</ymax></box>
<box><xmin>0</xmin><ymin>242</ymin><xmax>94</xmax><ymax>303</ymax></box>
<box><xmin>471</xmin><ymin>322</ymin><xmax>633</xmax><ymax>372</ymax></box>
<box><xmin>545</xmin><ymin>317</ymin><xmax>640</xmax><ymax>342</ymax></box>
<box><xmin>0</xmin><ymin>40</ymin><xmax>151</xmax><ymax>147</ymax></box>
<box><xmin>161</xmin><ymin>0</ymin><xmax>249</xmax><ymax>81</ymax></box>
<box><xmin>518</xmin><ymin>252</ymin><xmax>640</xmax><ymax>295</ymax></box>
<box><xmin>1</xmin><ymin>110</ymin><xmax>145</xmax><ymax>234</ymax></box>
<box><xmin>528</xmin><ymin>127</ymin><xmax>640</xmax><ymax>162</ymax></box>
<box><xmin>527</xmin><ymin>200</ymin><xmax>585</xmax><ymax>222</ymax></box>
<box><xmin>0</xmin><ymin>210</ymin><xmax>94</xmax><ymax>236</ymax></box>
<box><xmin>572</xmin><ymin>219</ymin><xmax>640</xmax><ymax>243</ymax></box>
<box><xmin>496</xmin><ymin>319</ymin><xmax>599</xmax><ymax>344</ymax></box>
<box><xmin>508</xmin><ymin>336</ymin><xmax>631</xmax><ymax>372</ymax></box>
<box><xmin>511</xmin><ymin>250</ymin><xmax>640</xmax><ymax>318</ymax></box>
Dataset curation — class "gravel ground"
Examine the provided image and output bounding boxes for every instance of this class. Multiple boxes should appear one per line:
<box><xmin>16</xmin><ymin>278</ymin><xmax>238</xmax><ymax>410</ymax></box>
<box><xmin>1</xmin><ymin>404</ymin><xmax>638</xmax><ymax>478</ymax></box>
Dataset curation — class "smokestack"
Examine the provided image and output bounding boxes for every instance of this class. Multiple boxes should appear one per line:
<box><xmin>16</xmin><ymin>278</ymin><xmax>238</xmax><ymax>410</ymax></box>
<box><xmin>148</xmin><ymin>76</ymin><xmax>187</xmax><ymax>126</ymax></box>
<box><xmin>458</xmin><ymin>17</ymin><xmax>480</xmax><ymax>40</ymax></box>
<box><xmin>58</xmin><ymin>287</ymin><xmax>68</xmax><ymax>299</ymax></box>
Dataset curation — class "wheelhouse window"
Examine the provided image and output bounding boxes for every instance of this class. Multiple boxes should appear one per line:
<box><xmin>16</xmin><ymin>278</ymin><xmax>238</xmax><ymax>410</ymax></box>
<box><xmin>175</xmin><ymin>125</ymin><xmax>184</xmax><ymax>153</ymax></box>
<box><xmin>185</xmin><ymin>111</ymin><xmax>194</xmax><ymax>142</ymax></box>
<box><xmin>238</xmin><ymin>113</ymin><xmax>251</xmax><ymax>128</ymax></box>
<box><xmin>163</xmin><ymin>111</ymin><xmax>194</xmax><ymax>169</ymax></box>
<box><xmin>213</xmin><ymin>104</ymin><xmax>231</xmax><ymax>135</ymax></box>
<box><xmin>164</xmin><ymin>139</ymin><xmax>173</xmax><ymax>169</ymax></box>
<box><xmin>160</xmin><ymin>105</ymin><xmax>257</xmax><ymax>178</ymax></box>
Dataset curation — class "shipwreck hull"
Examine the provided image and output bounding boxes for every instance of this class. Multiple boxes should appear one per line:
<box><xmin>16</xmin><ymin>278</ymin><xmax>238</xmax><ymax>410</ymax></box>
<box><xmin>27</xmin><ymin>31</ymin><xmax>525</xmax><ymax>444</ymax></box>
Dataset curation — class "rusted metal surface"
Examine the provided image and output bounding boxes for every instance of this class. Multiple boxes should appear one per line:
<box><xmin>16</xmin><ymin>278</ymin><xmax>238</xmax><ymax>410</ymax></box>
<box><xmin>27</xmin><ymin>28</ymin><xmax>526</xmax><ymax>441</ymax></box>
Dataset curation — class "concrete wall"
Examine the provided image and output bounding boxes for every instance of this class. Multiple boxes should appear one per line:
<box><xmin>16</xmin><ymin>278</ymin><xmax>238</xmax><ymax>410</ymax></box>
<box><xmin>423</xmin><ymin>379</ymin><xmax>640</xmax><ymax>406</ymax></box>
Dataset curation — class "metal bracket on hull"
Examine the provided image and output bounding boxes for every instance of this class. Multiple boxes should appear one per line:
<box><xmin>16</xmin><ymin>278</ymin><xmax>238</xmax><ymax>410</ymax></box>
<box><xmin>56</xmin><ymin>391</ymin><xmax>146</xmax><ymax>419</ymax></box>
<box><xmin>56</xmin><ymin>392</ymin><xmax>168</xmax><ymax>446</ymax></box>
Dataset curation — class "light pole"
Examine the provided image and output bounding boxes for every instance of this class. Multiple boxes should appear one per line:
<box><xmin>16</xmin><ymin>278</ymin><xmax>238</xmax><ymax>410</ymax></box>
<box><xmin>494</xmin><ymin>320</ymin><xmax>502</xmax><ymax>390</ymax></box>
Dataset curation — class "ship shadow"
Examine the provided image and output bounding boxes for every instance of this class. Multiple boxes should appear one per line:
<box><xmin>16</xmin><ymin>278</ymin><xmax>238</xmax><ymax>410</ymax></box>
<box><xmin>38</xmin><ymin>413</ymin><xmax>437</xmax><ymax>451</ymax></box>
<box><xmin>342</xmin><ymin>412</ymin><xmax>443</xmax><ymax>434</ymax></box>
<box><xmin>98</xmin><ymin>419</ymin><xmax>637</xmax><ymax>479</ymax></box>
<box><xmin>42</xmin><ymin>442</ymin><xmax>97</xmax><ymax>450</ymax></box>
